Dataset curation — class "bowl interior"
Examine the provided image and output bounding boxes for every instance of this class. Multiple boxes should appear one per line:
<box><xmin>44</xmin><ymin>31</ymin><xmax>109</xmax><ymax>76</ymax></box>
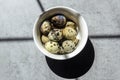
<box><xmin>33</xmin><ymin>7</ymin><xmax>88</xmax><ymax>60</ymax></box>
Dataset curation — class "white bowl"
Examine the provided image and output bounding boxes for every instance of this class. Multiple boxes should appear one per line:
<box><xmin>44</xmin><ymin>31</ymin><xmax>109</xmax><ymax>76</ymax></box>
<box><xmin>33</xmin><ymin>6</ymin><xmax>88</xmax><ymax>60</ymax></box>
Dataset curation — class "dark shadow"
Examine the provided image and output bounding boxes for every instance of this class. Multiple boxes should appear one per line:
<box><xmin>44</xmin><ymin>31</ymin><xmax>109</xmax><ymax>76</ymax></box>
<box><xmin>0</xmin><ymin>37</ymin><xmax>33</xmax><ymax>42</ymax></box>
<box><xmin>89</xmin><ymin>35</ymin><xmax>120</xmax><ymax>39</ymax></box>
<box><xmin>46</xmin><ymin>38</ymin><xmax>95</xmax><ymax>79</ymax></box>
<box><xmin>36</xmin><ymin>0</ymin><xmax>45</xmax><ymax>12</ymax></box>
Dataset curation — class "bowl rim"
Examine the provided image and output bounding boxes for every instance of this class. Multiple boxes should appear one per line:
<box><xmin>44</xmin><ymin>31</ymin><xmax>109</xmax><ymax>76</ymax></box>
<box><xmin>33</xmin><ymin>6</ymin><xmax>88</xmax><ymax>60</ymax></box>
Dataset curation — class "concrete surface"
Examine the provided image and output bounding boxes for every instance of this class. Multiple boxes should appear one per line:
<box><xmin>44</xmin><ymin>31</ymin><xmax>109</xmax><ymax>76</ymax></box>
<box><xmin>0</xmin><ymin>40</ymin><xmax>120</xmax><ymax>80</ymax></box>
<box><xmin>79</xmin><ymin>39</ymin><xmax>120</xmax><ymax>80</ymax></box>
<box><xmin>0</xmin><ymin>41</ymin><xmax>74</xmax><ymax>80</ymax></box>
<box><xmin>0</xmin><ymin>0</ymin><xmax>120</xmax><ymax>80</ymax></box>
<box><xmin>0</xmin><ymin>0</ymin><xmax>41</xmax><ymax>38</ymax></box>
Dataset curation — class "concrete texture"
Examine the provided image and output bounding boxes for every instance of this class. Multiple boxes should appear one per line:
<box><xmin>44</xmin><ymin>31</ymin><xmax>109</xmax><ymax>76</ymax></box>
<box><xmin>79</xmin><ymin>39</ymin><xmax>120</xmax><ymax>80</ymax></box>
<box><xmin>0</xmin><ymin>41</ymin><xmax>74</xmax><ymax>80</ymax></box>
<box><xmin>41</xmin><ymin>0</ymin><xmax>120</xmax><ymax>35</ymax></box>
<box><xmin>0</xmin><ymin>0</ymin><xmax>41</xmax><ymax>38</ymax></box>
<box><xmin>0</xmin><ymin>40</ymin><xmax>120</xmax><ymax>80</ymax></box>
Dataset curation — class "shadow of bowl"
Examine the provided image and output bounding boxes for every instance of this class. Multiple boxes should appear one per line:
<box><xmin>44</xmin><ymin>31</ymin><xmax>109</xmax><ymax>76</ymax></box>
<box><xmin>46</xmin><ymin>38</ymin><xmax>95</xmax><ymax>79</ymax></box>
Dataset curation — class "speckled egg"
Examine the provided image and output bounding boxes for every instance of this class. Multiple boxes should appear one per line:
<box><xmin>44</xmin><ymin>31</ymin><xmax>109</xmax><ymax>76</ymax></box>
<box><xmin>62</xmin><ymin>40</ymin><xmax>75</xmax><ymax>53</ymax></box>
<box><xmin>59</xmin><ymin>47</ymin><xmax>65</xmax><ymax>54</ymax></box>
<box><xmin>51</xmin><ymin>15</ymin><xmax>66</xmax><ymax>28</ymax></box>
<box><xmin>48</xmin><ymin>29</ymin><xmax>63</xmax><ymax>41</ymax></box>
<box><xmin>40</xmin><ymin>21</ymin><xmax>51</xmax><ymax>35</ymax></box>
<box><xmin>72</xmin><ymin>38</ymin><xmax>79</xmax><ymax>46</ymax></box>
<box><xmin>66</xmin><ymin>21</ymin><xmax>76</xmax><ymax>29</ymax></box>
<box><xmin>41</xmin><ymin>35</ymin><xmax>49</xmax><ymax>44</ymax></box>
<box><xmin>45</xmin><ymin>41</ymin><xmax>59</xmax><ymax>54</ymax></box>
<box><xmin>63</xmin><ymin>27</ymin><xmax>77</xmax><ymax>39</ymax></box>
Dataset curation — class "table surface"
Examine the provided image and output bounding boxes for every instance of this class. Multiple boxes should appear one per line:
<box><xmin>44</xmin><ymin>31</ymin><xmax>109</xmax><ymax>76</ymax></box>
<box><xmin>0</xmin><ymin>0</ymin><xmax>120</xmax><ymax>80</ymax></box>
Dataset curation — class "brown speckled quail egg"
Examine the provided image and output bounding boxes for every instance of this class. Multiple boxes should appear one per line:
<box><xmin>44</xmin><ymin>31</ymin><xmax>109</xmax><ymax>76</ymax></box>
<box><xmin>40</xmin><ymin>21</ymin><xmax>51</xmax><ymax>35</ymax></box>
<box><xmin>62</xmin><ymin>40</ymin><xmax>75</xmax><ymax>53</ymax></box>
<box><xmin>66</xmin><ymin>21</ymin><xmax>76</xmax><ymax>29</ymax></box>
<box><xmin>41</xmin><ymin>35</ymin><xmax>49</xmax><ymax>44</ymax></box>
<box><xmin>45</xmin><ymin>41</ymin><xmax>59</xmax><ymax>54</ymax></box>
<box><xmin>63</xmin><ymin>27</ymin><xmax>77</xmax><ymax>39</ymax></box>
<box><xmin>48</xmin><ymin>29</ymin><xmax>63</xmax><ymax>41</ymax></box>
<box><xmin>72</xmin><ymin>38</ymin><xmax>79</xmax><ymax>46</ymax></box>
<box><xmin>59</xmin><ymin>47</ymin><xmax>65</xmax><ymax>54</ymax></box>
<box><xmin>51</xmin><ymin>15</ymin><xmax>66</xmax><ymax>28</ymax></box>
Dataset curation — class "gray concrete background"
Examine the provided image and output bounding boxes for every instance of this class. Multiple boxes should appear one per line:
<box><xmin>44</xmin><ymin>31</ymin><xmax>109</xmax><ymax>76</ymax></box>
<box><xmin>0</xmin><ymin>0</ymin><xmax>120</xmax><ymax>80</ymax></box>
<box><xmin>0</xmin><ymin>0</ymin><xmax>41</xmax><ymax>38</ymax></box>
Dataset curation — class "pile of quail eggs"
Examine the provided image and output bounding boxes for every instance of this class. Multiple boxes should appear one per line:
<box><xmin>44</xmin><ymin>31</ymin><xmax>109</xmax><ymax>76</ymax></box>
<box><xmin>40</xmin><ymin>14</ymin><xmax>79</xmax><ymax>54</ymax></box>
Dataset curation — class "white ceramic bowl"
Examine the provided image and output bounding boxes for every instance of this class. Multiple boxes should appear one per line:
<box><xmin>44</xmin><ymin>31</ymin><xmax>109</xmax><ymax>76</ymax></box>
<box><xmin>33</xmin><ymin>6</ymin><xmax>88</xmax><ymax>60</ymax></box>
